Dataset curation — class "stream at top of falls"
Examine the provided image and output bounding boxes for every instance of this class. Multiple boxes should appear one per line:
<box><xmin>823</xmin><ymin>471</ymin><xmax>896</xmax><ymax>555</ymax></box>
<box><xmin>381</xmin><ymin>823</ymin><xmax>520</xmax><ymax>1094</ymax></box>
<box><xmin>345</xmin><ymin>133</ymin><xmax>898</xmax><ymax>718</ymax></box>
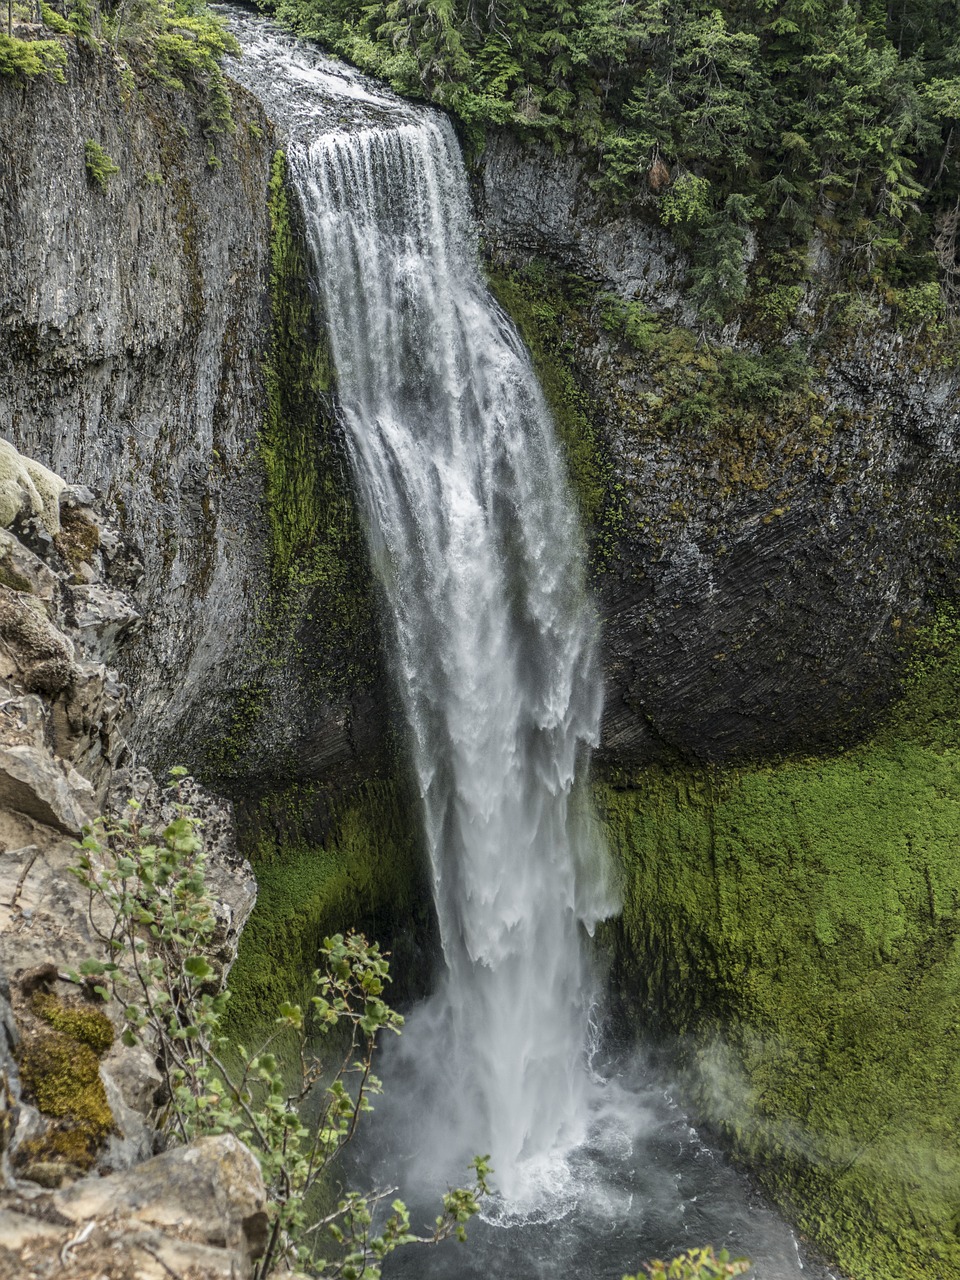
<box><xmin>223</xmin><ymin>16</ymin><xmax>838</xmax><ymax>1279</ymax></box>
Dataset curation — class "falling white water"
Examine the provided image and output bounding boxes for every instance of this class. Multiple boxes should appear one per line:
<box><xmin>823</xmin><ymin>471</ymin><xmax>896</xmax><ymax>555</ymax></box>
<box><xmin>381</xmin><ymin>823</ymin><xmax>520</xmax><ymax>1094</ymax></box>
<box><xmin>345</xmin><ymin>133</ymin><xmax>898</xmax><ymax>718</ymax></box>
<box><xmin>226</xmin><ymin>19</ymin><xmax>618</xmax><ymax>1204</ymax></box>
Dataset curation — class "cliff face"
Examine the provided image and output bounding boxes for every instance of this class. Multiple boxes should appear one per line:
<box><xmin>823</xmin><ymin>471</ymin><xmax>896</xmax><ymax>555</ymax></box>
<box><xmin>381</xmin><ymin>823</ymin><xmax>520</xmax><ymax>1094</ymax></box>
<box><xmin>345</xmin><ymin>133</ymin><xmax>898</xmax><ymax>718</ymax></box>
<box><xmin>476</xmin><ymin>129</ymin><xmax>960</xmax><ymax>766</ymax></box>
<box><xmin>6</xmin><ymin>41</ymin><xmax>960</xmax><ymax>1280</ymax></box>
<box><xmin>0</xmin><ymin>50</ymin><xmax>386</xmax><ymax>790</ymax></box>
<box><xmin>474</xmin><ymin>130</ymin><xmax>960</xmax><ymax>1280</ymax></box>
<box><xmin>0</xmin><ymin>50</ymin><xmax>271</xmax><ymax>764</ymax></box>
<box><xmin>20</xmin><ymin>48</ymin><xmax>954</xmax><ymax>783</ymax></box>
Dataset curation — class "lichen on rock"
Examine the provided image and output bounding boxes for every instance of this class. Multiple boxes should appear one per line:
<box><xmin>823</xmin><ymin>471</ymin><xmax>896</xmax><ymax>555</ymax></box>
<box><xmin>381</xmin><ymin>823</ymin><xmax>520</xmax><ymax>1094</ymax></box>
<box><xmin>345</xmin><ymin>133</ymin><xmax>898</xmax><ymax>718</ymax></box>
<box><xmin>0</xmin><ymin>439</ymin><xmax>64</xmax><ymax>537</ymax></box>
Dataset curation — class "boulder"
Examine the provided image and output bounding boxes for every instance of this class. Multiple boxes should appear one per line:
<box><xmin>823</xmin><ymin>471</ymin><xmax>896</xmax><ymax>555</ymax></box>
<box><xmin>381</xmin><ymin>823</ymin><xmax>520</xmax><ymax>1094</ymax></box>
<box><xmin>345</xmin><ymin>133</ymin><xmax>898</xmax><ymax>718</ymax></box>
<box><xmin>0</xmin><ymin>1134</ymin><xmax>268</xmax><ymax>1279</ymax></box>
<box><xmin>0</xmin><ymin>746</ymin><xmax>95</xmax><ymax>835</ymax></box>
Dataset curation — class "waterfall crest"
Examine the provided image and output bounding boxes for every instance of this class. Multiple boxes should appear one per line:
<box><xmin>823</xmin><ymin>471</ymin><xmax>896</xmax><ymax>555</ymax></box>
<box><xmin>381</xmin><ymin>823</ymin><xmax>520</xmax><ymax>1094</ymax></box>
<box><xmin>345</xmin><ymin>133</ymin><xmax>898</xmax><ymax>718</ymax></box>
<box><xmin>227</xmin><ymin>22</ymin><xmax>618</xmax><ymax>1201</ymax></box>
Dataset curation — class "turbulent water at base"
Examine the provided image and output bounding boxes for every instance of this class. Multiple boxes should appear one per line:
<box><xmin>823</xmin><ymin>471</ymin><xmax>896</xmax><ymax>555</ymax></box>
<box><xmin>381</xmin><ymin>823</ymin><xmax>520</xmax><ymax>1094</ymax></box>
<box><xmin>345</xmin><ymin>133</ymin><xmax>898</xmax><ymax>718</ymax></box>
<box><xmin>226</xmin><ymin>19</ymin><xmax>837</xmax><ymax>1278</ymax></box>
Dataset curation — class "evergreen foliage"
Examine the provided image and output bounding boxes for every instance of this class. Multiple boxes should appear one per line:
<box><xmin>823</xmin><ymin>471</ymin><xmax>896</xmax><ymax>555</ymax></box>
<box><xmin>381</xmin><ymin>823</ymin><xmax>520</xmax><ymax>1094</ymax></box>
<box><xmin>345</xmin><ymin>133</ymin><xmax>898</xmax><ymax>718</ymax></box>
<box><xmin>266</xmin><ymin>0</ymin><xmax>960</xmax><ymax>323</ymax></box>
<box><xmin>0</xmin><ymin>31</ymin><xmax>66</xmax><ymax>78</ymax></box>
<box><xmin>83</xmin><ymin>137</ymin><xmax>119</xmax><ymax>187</ymax></box>
<box><xmin>8</xmin><ymin>0</ymin><xmax>239</xmax><ymax>137</ymax></box>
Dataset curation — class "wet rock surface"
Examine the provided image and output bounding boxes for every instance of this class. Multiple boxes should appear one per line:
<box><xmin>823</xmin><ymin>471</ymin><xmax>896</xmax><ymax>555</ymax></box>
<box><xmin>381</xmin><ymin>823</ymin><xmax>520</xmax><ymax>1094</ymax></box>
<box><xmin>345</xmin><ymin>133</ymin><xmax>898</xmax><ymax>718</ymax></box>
<box><xmin>0</xmin><ymin>50</ymin><xmax>387</xmax><ymax>791</ymax></box>
<box><xmin>477</xmin><ymin>132</ymin><xmax>960</xmax><ymax>764</ymax></box>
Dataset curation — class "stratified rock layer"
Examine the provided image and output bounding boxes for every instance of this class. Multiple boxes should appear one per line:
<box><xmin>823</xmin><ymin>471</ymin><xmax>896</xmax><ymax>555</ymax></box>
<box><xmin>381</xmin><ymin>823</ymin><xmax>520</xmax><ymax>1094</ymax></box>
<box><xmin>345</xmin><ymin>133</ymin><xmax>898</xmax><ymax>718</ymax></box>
<box><xmin>0</xmin><ymin>1134</ymin><xmax>268</xmax><ymax>1279</ymax></box>
<box><xmin>477</xmin><ymin>131</ymin><xmax>960</xmax><ymax>765</ymax></box>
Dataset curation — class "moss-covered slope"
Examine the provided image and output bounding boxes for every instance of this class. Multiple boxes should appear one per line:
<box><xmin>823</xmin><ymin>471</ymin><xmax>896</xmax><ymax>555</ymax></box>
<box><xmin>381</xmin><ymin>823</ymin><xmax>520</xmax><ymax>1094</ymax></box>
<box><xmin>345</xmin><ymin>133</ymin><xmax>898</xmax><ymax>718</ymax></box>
<box><xmin>224</xmin><ymin>775</ymin><xmax>436</xmax><ymax>1039</ymax></box>
<box><xmin>598</xmin><ymin>615</ymin><xmax>960</xmax><ymax>1279</ymax></box>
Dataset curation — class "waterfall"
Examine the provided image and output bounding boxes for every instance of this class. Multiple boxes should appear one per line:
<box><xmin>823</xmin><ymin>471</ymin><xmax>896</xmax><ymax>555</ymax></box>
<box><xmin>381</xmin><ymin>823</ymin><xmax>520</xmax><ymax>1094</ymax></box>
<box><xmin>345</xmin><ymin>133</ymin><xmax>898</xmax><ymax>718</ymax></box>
<box><xmin>227</xmin><ymin>22</ymin><xmax>618</xmax><ymax>1202</ymax></box>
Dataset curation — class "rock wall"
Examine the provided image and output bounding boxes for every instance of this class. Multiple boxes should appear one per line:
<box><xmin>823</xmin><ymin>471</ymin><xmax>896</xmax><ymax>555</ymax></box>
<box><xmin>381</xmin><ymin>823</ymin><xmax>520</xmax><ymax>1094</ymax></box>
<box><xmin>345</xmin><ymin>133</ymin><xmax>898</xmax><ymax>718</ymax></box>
<box><xmin>0</xmin><ymin>49</ymin><xmax>387</xmax><ymax>790</ymax></box>
<box><xmin>597</xmin><ymin>619</ymin><xmax>960</xmax><ymax>1280</ymax></box>
<box><xmin>474</xmin><ymin>130</ymin><xmax>960</xmax><ymax>1280</ymax></box>
<box><xmin>0</xmin><ymin>443</ymin><xmax>259</xmax><ymax>1280</ymax></box>
<box><xmin>0</xmin><ymin>50</ymin><xmax>270</xmax><ymax>766</ymax></box>
<box><xmin>476</xmin><ymin>130</ymin><xmax>960</xmax><ymax>767</ymax></box>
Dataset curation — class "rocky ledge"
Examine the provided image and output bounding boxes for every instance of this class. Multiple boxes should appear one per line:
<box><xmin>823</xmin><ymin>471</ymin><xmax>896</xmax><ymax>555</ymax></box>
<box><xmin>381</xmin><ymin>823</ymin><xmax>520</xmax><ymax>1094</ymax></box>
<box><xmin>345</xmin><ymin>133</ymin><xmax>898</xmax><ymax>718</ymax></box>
<box><xmin>0</xmin><ymin>441</ymin><xmax>261</xmax><ymax>1278</ymax></box>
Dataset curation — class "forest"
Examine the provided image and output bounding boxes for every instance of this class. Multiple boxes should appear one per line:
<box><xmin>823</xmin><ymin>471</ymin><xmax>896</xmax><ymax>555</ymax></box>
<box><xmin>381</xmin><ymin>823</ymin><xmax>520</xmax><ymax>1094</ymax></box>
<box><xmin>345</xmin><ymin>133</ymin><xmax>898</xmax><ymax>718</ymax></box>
<box><xmin>6</xmin><ymin>0</ymin><xmax>960</xmax><ymax>323</ymax></box>
<box><xmin>266</xmin><ymin>0</ymin><xmax>960</xmax><ymax>323</ymax></box>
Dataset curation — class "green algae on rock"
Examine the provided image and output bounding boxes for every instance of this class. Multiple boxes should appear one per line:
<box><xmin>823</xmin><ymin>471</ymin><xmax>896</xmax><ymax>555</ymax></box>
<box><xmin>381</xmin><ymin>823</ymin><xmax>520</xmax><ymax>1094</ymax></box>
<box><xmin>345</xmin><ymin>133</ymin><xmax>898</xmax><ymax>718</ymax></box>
<box><xmin>223</xmin><ymin>776</ymin><xmax>434</xmax><ymax>1040</ymax></box>
<box><xmin>598</xmin><ymin>618</ymin><xmax>960</xmax><ymax>1280</ymax></box>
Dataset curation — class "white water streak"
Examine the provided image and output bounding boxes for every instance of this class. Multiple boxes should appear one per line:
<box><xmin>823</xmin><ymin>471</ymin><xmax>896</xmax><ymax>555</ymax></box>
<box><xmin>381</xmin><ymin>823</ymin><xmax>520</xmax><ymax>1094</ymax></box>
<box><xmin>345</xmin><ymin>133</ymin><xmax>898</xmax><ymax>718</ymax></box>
<box><xmin>228</xmin><ymin>24</ymin><xmax>618</xmax><ymax>1200</ymax></box>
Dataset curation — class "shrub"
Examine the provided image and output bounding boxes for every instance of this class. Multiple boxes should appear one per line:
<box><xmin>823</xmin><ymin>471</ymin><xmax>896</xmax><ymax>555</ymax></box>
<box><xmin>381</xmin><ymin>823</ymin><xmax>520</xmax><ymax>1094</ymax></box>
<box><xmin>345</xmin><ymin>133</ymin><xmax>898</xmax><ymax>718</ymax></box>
<box><xmin>626</xmin><ymin>1246</ymin><xmax>752</xmax><ymax>1280</ymax></box>
<box><xmin>83</xmin><ymin>139</ymin><xmax>119</xmax><ymax>189</ymax></box>
<box><xmin>0</xmin><ymin>32</ymin><xmax>66</xmax><ymax>79</ymax></box>
<box><xmin>70</xmin><ymin>770</ymin><xmax>489</xmax><ymax>1279</ymax></box>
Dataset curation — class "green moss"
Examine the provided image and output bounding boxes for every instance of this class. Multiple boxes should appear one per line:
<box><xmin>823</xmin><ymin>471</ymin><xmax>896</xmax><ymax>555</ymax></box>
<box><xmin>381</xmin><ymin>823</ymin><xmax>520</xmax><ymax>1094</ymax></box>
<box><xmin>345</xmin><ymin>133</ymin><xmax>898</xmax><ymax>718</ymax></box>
<box><xmin>0</xmin><ymin>562</ymin><xmax>34</xmax><ymax>593</ymax></box>
<box><xmin>31</xmin><ymin>992</ymin><xmax>115</xmax><ymax>1054</ymax></box>
<box><xmin>203</xmin><ymin>152</ymin><xmax>380</xmax><ymax>781</ymax></box>
<box><xmin>600</xmin><ymin>616</ymin><xmax>960</xmax><ymax>1279</ymax></box>
<box><xmin>486</xmin><ymin>257</ymin><xmax>844</xmax><ymax>572</ymax></box>
<box><xmin>17</xmin><ymin>1030</ymin><xmax>113</xmax><ymax>1172</ymax></box>
<box><xmin>262</xmin><ymin>148</ymin><xmax>333</xmax><ymax>578</ymax></box>
<box><xmin>487</xmin><ymin>260</ymin><xmax>625</xmax><ymax>567</ymax></box>
<box><xmin>14</xmin><ymin>1127</ymin><xmax>96</xmax><ymax>1171</ymax></box>
<box><xmin>56</xmin><ymin>507</ymin><xmax>101</xmax><ymax>573</ymax></box>
<box><xmin>224</xmin><ymin>776</ymin><xmax>431</xmax><ymax>1041</ymax></box>
<box><xmin>83</xmin><ymin>139</ymin><xmax>120</xmax><ymax>190</ymax></box>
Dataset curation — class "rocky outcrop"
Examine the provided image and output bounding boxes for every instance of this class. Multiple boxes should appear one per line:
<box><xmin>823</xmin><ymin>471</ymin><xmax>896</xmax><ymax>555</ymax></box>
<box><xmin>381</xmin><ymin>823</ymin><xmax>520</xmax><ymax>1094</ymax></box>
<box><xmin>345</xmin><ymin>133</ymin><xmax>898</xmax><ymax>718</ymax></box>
<box><xmin>0</xmin><ymin>1134</ymin><xmax>268</xmax><ymax>1279</ymax></box>
<box><xmin>0</xmin><ymin>444</ymin><xmax>257</xmax><ymax>1280</ymax></box>
<box><xmin>476</xmin><ymin>130</ymin><xmax>960</xmax><ymax>765</ymax></box>
<box><xmin>476</xmin><ymin>129</ymin><xmax>687</xmax><ymax>309</ymax></box>
<box><xmin>0</xmin><ymin>48</ymin><xmax>387</xmax><ymax>791</ymax></box>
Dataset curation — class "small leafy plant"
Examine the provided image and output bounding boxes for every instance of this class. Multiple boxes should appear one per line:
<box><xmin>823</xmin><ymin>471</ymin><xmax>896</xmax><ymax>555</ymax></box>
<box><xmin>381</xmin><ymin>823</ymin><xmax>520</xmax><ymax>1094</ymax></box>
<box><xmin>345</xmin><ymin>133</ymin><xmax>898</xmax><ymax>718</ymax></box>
<box><xmin>83</xmin><ymin>139</ymin><xmax>119</xmax><ymax>189</ymax></box>
<box><xmin>70</xmin><ymin>769</ymin><xmax>489</xmax><ymax>1278</ymax></box>
<box><xmin>626</xmin><ymin>1246</ymin><xmax>752</xmax><ymax>1280</ymax></box>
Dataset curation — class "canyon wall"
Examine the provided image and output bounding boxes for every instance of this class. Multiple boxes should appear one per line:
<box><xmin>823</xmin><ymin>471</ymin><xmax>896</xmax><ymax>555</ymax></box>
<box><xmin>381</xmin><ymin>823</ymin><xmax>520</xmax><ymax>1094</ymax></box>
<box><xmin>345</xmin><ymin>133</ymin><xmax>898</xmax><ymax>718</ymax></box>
<box><xmin>4</xmin><ymin>46</ymin><xmax>960</xmax><ymax>1280</ymax></box>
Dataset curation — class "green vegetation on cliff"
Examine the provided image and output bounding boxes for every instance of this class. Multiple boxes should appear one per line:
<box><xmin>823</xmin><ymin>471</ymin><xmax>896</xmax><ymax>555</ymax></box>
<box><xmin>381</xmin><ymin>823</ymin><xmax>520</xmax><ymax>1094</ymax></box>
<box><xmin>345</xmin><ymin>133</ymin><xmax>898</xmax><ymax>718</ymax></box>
<box><xmin>0</xmin><ymin>31</ymin><xmax>66</xmax><ymax>78</ymax></box>
<box><xmin>224</xmin><ymin>777</ymin><xmax>433</xmax><ymax>1038</ymax></box>
<box><xmin>4</xmin><ymin>0</ymin><xmax>237</xmax><ymax>139</ymax></box>
<box><xmin>261</xmin><ymin>147</ymin><xmax>371</xmax><ymax>650</ymax></box>
<box><xmin>205</xmin><ymin>151</ymin><xmax>379</xmax><ymax>783</ymax></box>
<box><xmin>266</xmin><ymin>0</ymin><xmax>960</xmax><ymax>325</ymax></box>
<box><xmin>598</xmin><ymin>613</ymin><xmax>960</xmax><ymax>1279</ymax></box>
<box><xmin>487</xmin><ymin>260</ymin><xmax>625</xmax><ymax>563</ymax></box>
<box><xmin>15</xmin><ymin>993</ymin><xmax>115</xmax><ymax>1174</ymax></box>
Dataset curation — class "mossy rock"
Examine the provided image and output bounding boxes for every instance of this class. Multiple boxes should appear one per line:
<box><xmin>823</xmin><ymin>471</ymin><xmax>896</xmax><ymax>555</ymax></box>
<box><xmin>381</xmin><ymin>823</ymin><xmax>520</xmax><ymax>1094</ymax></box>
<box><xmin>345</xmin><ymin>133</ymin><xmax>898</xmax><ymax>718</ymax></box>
<box><xmin>600</xmin><ymin>615</ymin><xmax>960</xmax><ymax>1279</ymax></box>
<box><xmin>16</xmin><ymin>1027</ymin><xmax>113</xmax><ymax>1173</ymax></box>
<box><xmin>202</xmin><ymin>151</ymin><xmax>381</xmax><ymax>784</ymax></box>
<box><xmin>486</xmin><ymin>261</ymin><xmax>624</xmax><ymax>568</ymax></box>
<box><xmin>31</xmin><ymin>990</ymin><xmax>115</xmax><ymax>1054</ymax></box>
<box><xmin>224</xmin><ymin>776</ymin><xmax>434</xmax><ymax>1042</ymax></box>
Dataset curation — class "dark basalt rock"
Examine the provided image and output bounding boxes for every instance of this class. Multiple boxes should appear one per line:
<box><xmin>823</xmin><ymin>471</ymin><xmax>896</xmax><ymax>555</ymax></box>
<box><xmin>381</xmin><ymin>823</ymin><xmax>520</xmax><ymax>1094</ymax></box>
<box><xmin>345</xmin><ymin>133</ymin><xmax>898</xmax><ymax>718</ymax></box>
<box><xmin>476</xmin><ymin>131</ymin><xmax>960</xmax><ymax>765</ymax></box>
